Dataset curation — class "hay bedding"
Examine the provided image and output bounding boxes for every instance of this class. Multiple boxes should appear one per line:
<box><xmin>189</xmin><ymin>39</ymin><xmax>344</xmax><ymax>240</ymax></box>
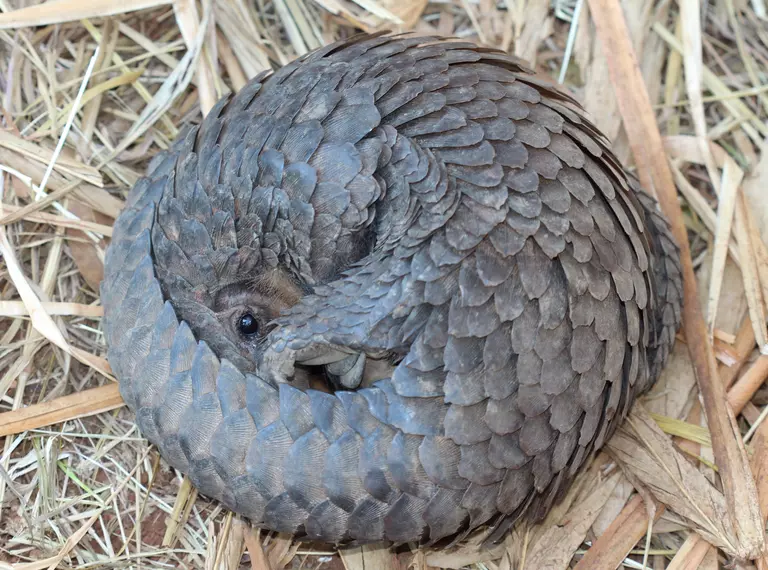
<box><xmin>0</xmin><ymin>0</ymin><xmax>766</xmax><ymax>568</ymax></box>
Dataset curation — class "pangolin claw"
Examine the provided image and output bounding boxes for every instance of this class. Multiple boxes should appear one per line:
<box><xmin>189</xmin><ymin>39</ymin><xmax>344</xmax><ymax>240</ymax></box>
<box><xmin>325</xmin><ymin>352</ymin><xmax>367</xmax><ymax>390</ymax></box>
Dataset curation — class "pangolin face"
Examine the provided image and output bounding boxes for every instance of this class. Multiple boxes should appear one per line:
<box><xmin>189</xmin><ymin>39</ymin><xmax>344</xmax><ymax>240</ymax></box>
<box><xmin>207</xmin><ymin>269</ymin><xmax>305</xmax><ymax>364</ymax></box>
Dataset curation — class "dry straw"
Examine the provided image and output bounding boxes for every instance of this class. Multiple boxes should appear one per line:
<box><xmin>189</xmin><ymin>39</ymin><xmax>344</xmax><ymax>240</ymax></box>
<box><xmin>0</xmin><ymin>0</ymin><xmax>766</xmax><ymax>569</ymax></box>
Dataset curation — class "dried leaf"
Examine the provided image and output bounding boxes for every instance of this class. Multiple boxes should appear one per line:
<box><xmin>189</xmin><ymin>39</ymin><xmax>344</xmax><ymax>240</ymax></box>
<box><xmin>425</xmin><ymin>533</ymin><xmax>506</xmax><ymax>570</ymax></box>
<box><xmin>644</xmin><ymin>335</ymin><xmax>698</xmax><ymax>418</ymax></box>
<box><xmin>340</xmin><ymin>544</ymin><xmax>400</xmax><ymax>570</ymax></box>
<box><xmin>523</xmin><ymin>472</ymin><xmax>621</xmax><ymax>570</ymax></box>
<box><xmin>608</xmin><ymin>406</ymin><xmax>739</xmax><ymax>554</ymax></box>
<box><xmin>66</xmin><ymin>200</ymin><xmax>108</xmax><ymax>291</ymax></box>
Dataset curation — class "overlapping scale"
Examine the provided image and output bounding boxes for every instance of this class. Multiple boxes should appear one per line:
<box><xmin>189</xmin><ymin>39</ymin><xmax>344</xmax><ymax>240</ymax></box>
<box><xmin>102</xmin><ymin>33</ymin><xmax>683</xmax><ymax>547</ymax></box>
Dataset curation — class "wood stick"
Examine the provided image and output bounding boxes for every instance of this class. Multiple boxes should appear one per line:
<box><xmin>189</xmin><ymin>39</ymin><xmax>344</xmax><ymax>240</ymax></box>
<box><xmin>729</xmin><ymin>357</ymin><xmax>768</xmax><ymax>416</ymax></box>
<box><xmin>0</xmin><ymin>384</ymin><xmax>123</xmax><ymax>437</ymax></box>
<box><xmin>573</xmin><ymin>495</ymin><xmax>664</xmax><ymax>570</ymax></box>
<box><xmin>666</xmin><ymin>534</ymin><xmax>715</xmax><ymax>570</ymax></box>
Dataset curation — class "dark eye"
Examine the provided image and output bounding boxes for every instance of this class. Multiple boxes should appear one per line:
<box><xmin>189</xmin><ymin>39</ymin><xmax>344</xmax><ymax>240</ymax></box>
<box><xmin>237</xmin><ymin>313</ymin><xmax>260</xmax><ymax>337</ymax></box>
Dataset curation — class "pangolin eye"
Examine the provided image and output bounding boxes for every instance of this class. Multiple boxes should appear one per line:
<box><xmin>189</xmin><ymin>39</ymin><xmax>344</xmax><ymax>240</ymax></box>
<box><xmin>237</xmin><ymin>313</ymin><xmax>259</xmax><ymax>337</ymax></box>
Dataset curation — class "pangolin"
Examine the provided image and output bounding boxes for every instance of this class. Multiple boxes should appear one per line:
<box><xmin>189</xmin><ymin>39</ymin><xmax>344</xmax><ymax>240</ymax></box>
<box><xmin>101</xmin><ymin>32</ymin><xmax>683</xmax><ymax>545</ymax></box>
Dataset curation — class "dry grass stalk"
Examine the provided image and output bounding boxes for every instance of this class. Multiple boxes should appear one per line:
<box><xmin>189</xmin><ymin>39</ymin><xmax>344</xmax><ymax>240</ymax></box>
<box><xmin>0</xmin><ymin>300</ymin><xmax>103</xmax><ymax>317</ymax></box>
<box><xmin>750</xmin><ymin>410</ymin><xmax>768</xmax><ymax>544</ymax></box>
<box><xmin>105</xmin><ymin>0</ymin><xmax>211</xmax><ymax>162</ymax></box>
<box><xmin>173</xmin><ymin>0</ymin><xmax>217</xmax><ymax>115</ymax></box>
<box><xmin>0</xmin><ymin>203</ymin><xmax>113</xmax><ymax>235</ymax></box>
<box><xmin>734</xmin><ymin>192</ymin><xmax>768</xmax><ymax>351</ymax></box>
<box><xmin>0</xmin><ymin>219</ymin><xmax>111</xmax><ymax>379</ymax></box>
<box><xmin>0</xmin><ymin>0</ymin><xmax>765</xmax><ymax>568</ymax></box>
<box><xmin>0</xmin><ymin>130</ymin><xmax>102</xmax><ymax>187</ymax></box>
<box><xmin>728</xmin><ymin>357</ymin><xmax>768</xmax><ymax>415</ymax></box>
<box><xmin>720</xmin><ymin>317</ymin><xmax>757</xmax><ymax>390</ymax></box>
<box><xmin>0</xmin><ymin>0</ymin><xmax>173</xmax><ymax>29</ymax></box>
<box><xmin>670</xmin><ymin>138</ymin><xmax>768</xmax><ymax>352</ymax></box>
<box><xmin>668</xmin><ymin>159</ymin><xmax>742</xmax><ymax>268</ymax></box>
<box><xmin>654</xmin><ymin>22</ymin><xmax>768</xmax><ymax>146</ymax></box>
<box><xmin>213</xmin><ymin>0</ymin><xmax>270</xmax><ymax>76</ymax></box>
<box><xmin>0</xmin><ymin>383</ymin><xmax>122</xmax><ymax>438</ymax></box>
<box><xmin>678</xmin><ymin>0</ymin><xmax>720</xmax><ymax>191</ymax></box>
<box><xmin>162</xmin><ymin>476</ymin><xmax>198</xmax><ymax>547</ymax></box>
<box><xmin>30</xmin><ymin>68</ymin><xmax>144</xmax><ymax>138</ymax></box>
<box><xmin>12</xmin><ymin>445</ymin><xmax>152</xmax><ymax>570</ymax></box>
<box><xmin>706</xmin><ymin>154</ymin><xmax>742</xmax><ymax>340</ymax></box>
<box><xmin>674</xmin><ymin>313</ymin><xmax>754</xmax><ymax>535</ymax></box>
<box><xmin>0</xmin><ymin>147</ymin><xmax>123</xmax><ymax>219</ymax></box>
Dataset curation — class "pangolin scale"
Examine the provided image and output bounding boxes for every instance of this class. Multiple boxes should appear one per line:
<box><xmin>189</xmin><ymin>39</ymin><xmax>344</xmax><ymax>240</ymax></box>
<box><xmin>101</xmin><ymin>32</ymin><xmax>683</xmax><ymax>545</ymax></box>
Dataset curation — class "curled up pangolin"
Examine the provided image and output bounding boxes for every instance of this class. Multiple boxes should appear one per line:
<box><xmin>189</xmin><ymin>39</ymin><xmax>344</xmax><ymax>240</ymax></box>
<box><xmin>101</xmin><ymin>32</ymin><xmax>683</xmax><ymax>545</ymax></box>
